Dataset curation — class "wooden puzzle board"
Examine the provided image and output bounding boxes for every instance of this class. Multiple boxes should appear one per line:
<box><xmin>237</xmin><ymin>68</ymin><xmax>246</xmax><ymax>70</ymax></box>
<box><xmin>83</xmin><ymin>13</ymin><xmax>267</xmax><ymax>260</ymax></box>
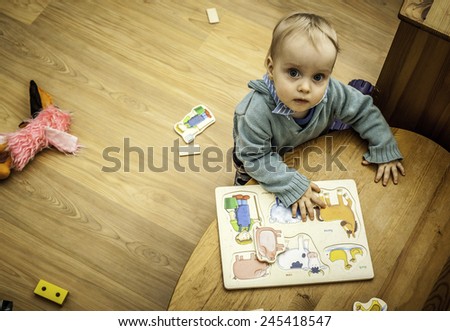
<box><xmin>215</xmin><ymin>180</ymin><xmax>374</xmax><ymax>290</ymax></box>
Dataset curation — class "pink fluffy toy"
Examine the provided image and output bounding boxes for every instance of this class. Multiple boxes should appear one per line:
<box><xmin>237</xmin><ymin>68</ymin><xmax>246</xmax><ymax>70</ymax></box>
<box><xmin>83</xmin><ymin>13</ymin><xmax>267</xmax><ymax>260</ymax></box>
<box><xmin>7</xmin><ymin>104</ymin><xmax>79</xmax><ymax>171</ymax></box>
<box><xmin>0</xmin><ymin>81</ymin><xmax>80</xmax><ymax>179</ymax></box>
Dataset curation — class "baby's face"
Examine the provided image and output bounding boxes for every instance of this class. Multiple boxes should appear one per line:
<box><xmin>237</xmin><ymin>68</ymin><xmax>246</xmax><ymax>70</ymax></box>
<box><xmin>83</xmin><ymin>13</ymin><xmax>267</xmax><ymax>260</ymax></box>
<box><xmin>267</xmin><ymin>34</ymin><xmax>337</xmax><ymax>117</ymax></box>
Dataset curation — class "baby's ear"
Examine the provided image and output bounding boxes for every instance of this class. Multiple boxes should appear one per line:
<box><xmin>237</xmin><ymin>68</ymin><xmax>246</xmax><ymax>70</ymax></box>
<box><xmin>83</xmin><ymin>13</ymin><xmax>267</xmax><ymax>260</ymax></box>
<box><xmin>265</xmin><ymin>56</ymin><xmax>274</xmax><ymax>79</ymax></box>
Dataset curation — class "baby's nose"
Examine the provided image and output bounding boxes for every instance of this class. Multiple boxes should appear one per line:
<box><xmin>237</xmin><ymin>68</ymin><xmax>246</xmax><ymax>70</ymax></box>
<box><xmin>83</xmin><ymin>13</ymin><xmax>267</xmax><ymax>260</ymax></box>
<box><xmin>297</xmin><ymin>79</ymin><xmax>310</xmax><ymax>93</ymax></box>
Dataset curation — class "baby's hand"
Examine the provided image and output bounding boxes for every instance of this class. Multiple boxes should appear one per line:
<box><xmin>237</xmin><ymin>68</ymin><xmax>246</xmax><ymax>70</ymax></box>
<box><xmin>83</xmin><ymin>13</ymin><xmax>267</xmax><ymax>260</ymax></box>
<box><xmin>291</xmin><ymin>182</ymin><xmax>327</xmax><ymax>221</ymax></box>
<box><xmin>362</xmin><ymin>159</ymin><xmax>405</xmax><ymax>186</ymax></box>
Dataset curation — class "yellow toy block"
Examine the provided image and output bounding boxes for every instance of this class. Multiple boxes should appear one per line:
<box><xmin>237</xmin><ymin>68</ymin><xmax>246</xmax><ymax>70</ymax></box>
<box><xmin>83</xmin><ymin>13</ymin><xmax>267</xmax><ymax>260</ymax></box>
<box><xmin>34</xmin><ymin>279</ymin><xmax>69</xmax><ymax>305</ymax></box>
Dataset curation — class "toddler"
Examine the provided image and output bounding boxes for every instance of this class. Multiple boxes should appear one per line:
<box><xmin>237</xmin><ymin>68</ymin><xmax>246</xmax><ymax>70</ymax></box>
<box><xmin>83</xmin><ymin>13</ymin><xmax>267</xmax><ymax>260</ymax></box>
<box><xmin>233</xmin><ymin>12</ymin><xmax>405</xmax><ymax>221</ymax></box>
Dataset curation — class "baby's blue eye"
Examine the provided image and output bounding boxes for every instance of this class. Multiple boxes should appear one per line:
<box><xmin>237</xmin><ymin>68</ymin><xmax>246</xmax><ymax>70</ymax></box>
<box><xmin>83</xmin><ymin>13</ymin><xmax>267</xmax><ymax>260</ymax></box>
<box><xmin>288</xmin><ymin>69</ymin><xmax>300</xmax><ymax>78</ymax></box>
<box><xmin>313</xmin><ymin>74</ymin><xmax>324</xmax><ymax>82</ymax></box>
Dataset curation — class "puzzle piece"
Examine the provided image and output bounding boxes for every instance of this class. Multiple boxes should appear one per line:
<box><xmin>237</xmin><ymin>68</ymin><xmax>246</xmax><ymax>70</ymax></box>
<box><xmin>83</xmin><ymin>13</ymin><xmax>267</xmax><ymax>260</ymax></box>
<box><xmin>353</xmin><ymin>297</ymin><xmax>387</xmax><ymax>311</ymax></box>
<box><xmin>174</xmin><ymin>105</ymin><xmax>215</xmax><ymax>143</ymax></box>
<box><xmin>34</xmin><ymin>279</ymin><xmax>69</xmax><ymax>305</ymax></box>
<box><xmin>254</xmin><ymin>226</ymin><xmax>286</xmax><ymax>263</ymax></box>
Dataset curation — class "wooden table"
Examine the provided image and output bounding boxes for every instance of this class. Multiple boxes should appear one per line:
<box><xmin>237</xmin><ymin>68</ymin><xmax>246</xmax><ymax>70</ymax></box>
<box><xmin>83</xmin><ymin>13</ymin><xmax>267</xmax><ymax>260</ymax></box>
<box><xmin>168</xmin><ymin>129</ymin><xmax>450</xmax><ymax>311</ymax></box>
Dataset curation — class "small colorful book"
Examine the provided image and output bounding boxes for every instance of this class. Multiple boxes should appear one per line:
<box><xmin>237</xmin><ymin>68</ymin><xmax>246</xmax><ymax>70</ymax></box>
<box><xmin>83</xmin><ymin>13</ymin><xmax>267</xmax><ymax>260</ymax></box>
<box><xmin>215</xmin><ymin>179</ymin><xmax>374</xmax><ymax>289</ymax></box>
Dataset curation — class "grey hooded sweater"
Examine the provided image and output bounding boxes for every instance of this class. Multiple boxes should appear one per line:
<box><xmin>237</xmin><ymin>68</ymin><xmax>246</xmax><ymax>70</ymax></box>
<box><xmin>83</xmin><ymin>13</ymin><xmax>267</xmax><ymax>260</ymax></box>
<box><xmin>233</xmin><ymin>77</ymin><xmax>403</xmax><ymax>207</ymax></box>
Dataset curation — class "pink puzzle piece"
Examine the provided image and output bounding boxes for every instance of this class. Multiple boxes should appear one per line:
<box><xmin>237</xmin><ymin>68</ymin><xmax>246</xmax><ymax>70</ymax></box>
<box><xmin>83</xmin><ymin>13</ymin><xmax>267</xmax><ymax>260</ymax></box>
<box><xmin>254</xmin><ymin>226</ymin><xmax>286</xmax><ymax>263</ymax></box>
<box><xmin>233</xmin><ymin>253</ymin><xmax>270</xmax><ymax>280</ymax></box>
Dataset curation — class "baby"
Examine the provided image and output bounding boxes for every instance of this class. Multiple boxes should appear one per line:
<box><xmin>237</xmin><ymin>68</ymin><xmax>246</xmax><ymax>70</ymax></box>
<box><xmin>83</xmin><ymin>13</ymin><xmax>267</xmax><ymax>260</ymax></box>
<box><xmin>233</xmin><ymin>12</ymin><xmax>405</xmax><ymax>221</ymax></box>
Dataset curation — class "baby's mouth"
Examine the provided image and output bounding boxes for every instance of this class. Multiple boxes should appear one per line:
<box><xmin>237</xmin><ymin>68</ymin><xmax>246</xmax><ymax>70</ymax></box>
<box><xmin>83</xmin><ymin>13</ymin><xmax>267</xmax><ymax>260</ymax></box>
<box><xmin>294</xmin><ymin>98</ymin><xmax>309</xmax><ymax>104</ymax></box>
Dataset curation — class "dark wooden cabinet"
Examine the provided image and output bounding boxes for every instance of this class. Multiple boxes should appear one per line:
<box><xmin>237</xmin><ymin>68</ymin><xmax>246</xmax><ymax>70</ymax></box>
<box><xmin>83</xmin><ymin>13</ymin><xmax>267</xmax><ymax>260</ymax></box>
<box><xmin>373</xmin><ymin>0</ymin><xmax>450</xmax><ymax>151</ymax></box>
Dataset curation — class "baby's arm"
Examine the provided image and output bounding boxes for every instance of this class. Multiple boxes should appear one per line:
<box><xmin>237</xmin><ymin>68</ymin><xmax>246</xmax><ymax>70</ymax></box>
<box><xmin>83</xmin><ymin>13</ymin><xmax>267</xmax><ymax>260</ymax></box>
<box><xmin>362</xmin><ymin>159</ymin><xmax>405</xmax><ymax>185</ymax></box>
<box><xmin>290</xmin><ymin>182</ymin><xmax>327</xmax><ymax>220</ymax></box>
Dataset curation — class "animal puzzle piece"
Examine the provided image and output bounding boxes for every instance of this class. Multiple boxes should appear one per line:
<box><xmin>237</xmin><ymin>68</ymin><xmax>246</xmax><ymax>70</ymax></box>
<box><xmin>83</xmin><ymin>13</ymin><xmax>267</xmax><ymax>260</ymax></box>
<box><xmin>315</xmin><ymin>189</ymin><xmax>358</xmax><ymax>238</ymax></box>
<box><xmin>254</xmin><ymin>226</ymin><xmax>285</xmax><ymax>263</ymax></box>
<box><xmin>269</xmin><ymin>198</ymin><xmax>301</xmax><ymax>224</ymax></box>
<box><xmin>350</xmin><ymin>247</ymin><xmax>363</xmax><ymax>262</ymax></box>
<box><xmin>353</xmin><ymin>297</ymin><xmax>387</xmax><ymax>311</ymax></box>
<box><xmin>233</xmin><ymin>253</ymin><xmax>270</xmax><ymax>280</ymax></box>
<box><xmin>278</xmin><ymin>235</ymin><xmax>326</xmax><ymax>275</ymax></box>
<box><xmin>327</xmin><ymin>246</ymin><xmax>364</xmax><ymax>270</ymax></box>
<box><xmin>329</xmin><ymin>249</ymin><xmax>352</xmax><ymax>270</ymax></box>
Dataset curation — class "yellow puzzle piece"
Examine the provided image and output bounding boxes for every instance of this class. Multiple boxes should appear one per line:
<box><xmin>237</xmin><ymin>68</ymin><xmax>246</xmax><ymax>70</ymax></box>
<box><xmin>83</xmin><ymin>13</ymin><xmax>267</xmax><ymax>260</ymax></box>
<box><xmin>329</xmin><ymin>249</ymin><xmax>352</xmax><ymax>269</ymax></box>
<box><xmin>34</xmin><ymin>279</ymin><xmax>69</xmax><ymax>305</ymax></box>
<box><xmin>353</xmin><ymin>297</ymin><xmax>387</xmax><ymax>311</ymax></box>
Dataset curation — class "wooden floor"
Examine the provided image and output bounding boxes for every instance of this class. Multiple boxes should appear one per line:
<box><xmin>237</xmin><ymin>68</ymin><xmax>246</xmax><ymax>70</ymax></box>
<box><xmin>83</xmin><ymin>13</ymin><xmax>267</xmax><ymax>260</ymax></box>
<box><xmin>0</xmin><ymin>0</ymin><xmax>403</xmax><ymax>310</ymax></box>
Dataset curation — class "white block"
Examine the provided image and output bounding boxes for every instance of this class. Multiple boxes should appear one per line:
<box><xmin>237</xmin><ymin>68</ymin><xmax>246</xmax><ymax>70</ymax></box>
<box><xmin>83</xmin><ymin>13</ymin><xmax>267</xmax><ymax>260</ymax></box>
<box><xmin>206</xmin><ymin>8</ymin><xmax>219</xmax><ymax>24</ymax></box>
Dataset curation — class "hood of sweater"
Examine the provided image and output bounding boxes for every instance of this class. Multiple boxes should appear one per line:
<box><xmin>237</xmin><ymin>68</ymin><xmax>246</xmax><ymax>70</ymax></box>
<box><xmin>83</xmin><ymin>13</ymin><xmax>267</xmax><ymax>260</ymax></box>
<box><xmin>248</xmin><ymin>79</ymin><xmax>276</xmax><ymax>108</ymax></box>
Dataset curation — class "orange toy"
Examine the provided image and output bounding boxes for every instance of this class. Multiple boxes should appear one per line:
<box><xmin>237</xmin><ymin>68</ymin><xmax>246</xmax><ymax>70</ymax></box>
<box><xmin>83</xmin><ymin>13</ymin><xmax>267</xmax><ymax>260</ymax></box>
<box><xmin>0</xmin><ymin>136</ymin><xmax>12</xmax><ymax>179</ymax></box>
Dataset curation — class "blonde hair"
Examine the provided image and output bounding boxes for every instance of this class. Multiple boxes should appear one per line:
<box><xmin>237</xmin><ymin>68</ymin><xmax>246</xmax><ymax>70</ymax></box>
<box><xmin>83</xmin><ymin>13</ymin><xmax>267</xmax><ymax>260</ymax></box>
<box><xmin>265</xmin><ymin>12</ymin><xmax>339</xmax><ymax>67</ymax></box>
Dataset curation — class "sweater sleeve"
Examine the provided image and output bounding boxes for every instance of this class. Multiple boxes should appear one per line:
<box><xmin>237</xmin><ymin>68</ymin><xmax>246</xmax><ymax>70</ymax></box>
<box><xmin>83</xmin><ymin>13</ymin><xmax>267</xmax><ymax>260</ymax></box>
<box><xmin>330</xmin><ymin>79</ymin><xmax>403</xmax><ymax>163</ymax></box>
<box><xmin>234</xmin><ymin>93</ymin><xmax>310</xmax><ymax>207</ymax></box>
